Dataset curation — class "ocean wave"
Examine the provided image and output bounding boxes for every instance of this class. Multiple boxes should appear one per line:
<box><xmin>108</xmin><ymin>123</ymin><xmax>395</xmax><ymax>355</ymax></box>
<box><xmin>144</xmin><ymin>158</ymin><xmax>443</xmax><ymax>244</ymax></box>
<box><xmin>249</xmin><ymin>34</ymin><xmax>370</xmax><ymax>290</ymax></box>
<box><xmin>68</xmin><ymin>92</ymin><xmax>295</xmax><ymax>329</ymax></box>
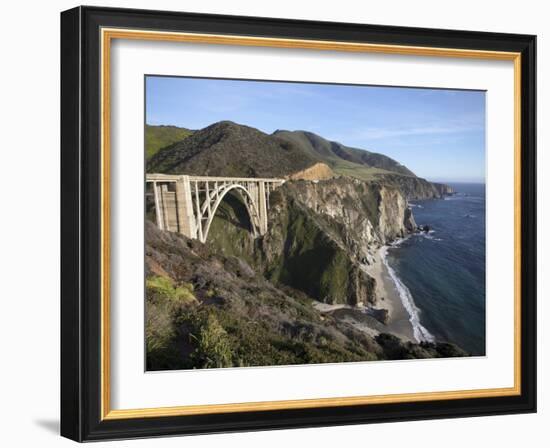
<box><xmin>413</xmin><ymin>228</ymin><xmax>440</xmax><ymax>241</ymax></box>
<box><xmin>380</xmin><ymin>247</ymin><xmax>435</xmax><ymax>343</ymax></box>
<box><xmin>444</xmin><ymin>195</ymin><xmax>483</xmax><ymax>203</ymax></box>
<box><xmin>389</xmin><ymin>236</ymin><xmax>408</xmax><ymax>247</ymax></box>
<box><xmin>418</xmin><ymin>233</ymin><xmax>442</xmax><ymax>241</ymax></box>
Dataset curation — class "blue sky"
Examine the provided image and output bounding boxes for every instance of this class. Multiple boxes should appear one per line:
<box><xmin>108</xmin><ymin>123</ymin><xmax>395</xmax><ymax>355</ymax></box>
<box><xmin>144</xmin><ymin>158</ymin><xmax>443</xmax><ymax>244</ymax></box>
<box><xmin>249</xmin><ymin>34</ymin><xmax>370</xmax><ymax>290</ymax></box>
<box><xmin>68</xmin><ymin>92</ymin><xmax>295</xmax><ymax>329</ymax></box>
<box><xmin>146</xmin><ymin>76</ymin><xmax>486</xmax><ymax>182</ymax></box>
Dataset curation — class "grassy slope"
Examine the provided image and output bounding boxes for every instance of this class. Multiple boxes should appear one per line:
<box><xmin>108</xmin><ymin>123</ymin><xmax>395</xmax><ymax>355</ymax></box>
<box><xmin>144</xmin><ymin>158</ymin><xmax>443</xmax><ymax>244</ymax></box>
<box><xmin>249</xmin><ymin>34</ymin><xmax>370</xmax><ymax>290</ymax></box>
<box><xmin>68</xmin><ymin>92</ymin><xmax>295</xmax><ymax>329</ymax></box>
<box><xmin>330</xmin><ymin>159</ymin><xmax>398</xmax><ymax>181</ymax></box>
<box><xmin>145</xmin><ymin>124</ymin><xmax>193</xmax><ymax>159</ymax></box>
<box><xmin>273</xmin><ymin>130</ymin><xmax>411</xmax><ymax>181</ymax></box>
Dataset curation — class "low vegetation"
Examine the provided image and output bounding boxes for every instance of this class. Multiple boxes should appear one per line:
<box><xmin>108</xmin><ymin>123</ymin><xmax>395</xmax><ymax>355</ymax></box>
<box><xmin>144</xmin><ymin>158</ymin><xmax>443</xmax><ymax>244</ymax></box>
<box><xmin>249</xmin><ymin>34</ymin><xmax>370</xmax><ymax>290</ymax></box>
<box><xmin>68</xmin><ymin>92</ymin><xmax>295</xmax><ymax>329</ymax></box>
<box><xmin>145</xmin><ymin>220</ymin><xmax>467</xmax><ymax>371</ymax></box>
<box><xmin>145</xmin><ymin>275</ymin><xmax>197</xmax><ymax>370</ymax></box>
<box><xmin>145</xmin><ymin>124</ymin><xmax>193</xmax><ymax>159</ymax></box>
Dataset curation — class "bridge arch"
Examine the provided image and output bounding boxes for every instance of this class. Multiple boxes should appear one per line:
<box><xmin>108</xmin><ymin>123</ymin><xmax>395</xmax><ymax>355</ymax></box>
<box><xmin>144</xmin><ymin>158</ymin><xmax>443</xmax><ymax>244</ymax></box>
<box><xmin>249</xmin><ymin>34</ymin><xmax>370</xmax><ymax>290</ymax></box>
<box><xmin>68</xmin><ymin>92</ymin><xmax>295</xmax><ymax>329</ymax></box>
<box><xmin>202</xmin><ymin>184</ymin><xmax>261</xmax><ymax>243</ymax></box>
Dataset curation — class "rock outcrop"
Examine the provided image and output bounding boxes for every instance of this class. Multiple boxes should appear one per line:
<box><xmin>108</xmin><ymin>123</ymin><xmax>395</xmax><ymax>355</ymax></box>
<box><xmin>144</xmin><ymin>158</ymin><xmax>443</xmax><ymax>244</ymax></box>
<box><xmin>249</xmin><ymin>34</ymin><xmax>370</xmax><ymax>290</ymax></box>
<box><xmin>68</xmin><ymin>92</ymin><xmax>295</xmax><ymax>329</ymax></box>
<box><xmin>279</xmin><ymin>178</ymin><xmax>415</xmax><ymax>248</ymax></box>
<box><xmin>287</xmin><ymin>162</ymin><xmax>335</xmax><ymax>181</ymax></box>
<box><xmin>374</xmin><ymin>173</ymin><xmax>452</xmax><ymax>199</ymax></box>
<box><xmin>432</xmin><ymin>182</ymin><xmax>455</xmax><ymax>196</ymax></box>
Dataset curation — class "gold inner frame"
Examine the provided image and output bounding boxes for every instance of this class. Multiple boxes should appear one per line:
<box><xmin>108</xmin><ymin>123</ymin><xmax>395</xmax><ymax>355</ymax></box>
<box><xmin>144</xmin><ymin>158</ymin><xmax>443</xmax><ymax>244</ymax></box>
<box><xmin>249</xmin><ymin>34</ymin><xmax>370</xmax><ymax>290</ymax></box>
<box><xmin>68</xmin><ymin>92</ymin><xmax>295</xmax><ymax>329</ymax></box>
<box><xmin>100</xmin><ymin>27</ymin><xmax>522</xmax><ymax>420</ymax></box>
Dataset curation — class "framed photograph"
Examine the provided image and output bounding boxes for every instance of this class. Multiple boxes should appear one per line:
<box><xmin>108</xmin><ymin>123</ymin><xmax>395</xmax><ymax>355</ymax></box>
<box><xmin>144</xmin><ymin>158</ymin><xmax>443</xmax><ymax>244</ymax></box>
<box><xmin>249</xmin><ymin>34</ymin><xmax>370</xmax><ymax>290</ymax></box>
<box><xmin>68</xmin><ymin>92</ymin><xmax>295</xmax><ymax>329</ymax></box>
<box><xmin>60</xmin><ymin>6</ymin><xmax>536</xmax><ymax>441</ymax></box>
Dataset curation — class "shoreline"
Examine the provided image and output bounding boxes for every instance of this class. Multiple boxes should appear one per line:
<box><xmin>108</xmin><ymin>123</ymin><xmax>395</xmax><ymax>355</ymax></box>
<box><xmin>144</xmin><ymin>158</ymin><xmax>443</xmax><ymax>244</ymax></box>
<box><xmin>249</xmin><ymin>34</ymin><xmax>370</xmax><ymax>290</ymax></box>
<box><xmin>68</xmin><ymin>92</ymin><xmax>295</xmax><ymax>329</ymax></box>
<box><xmin>312</xmin><ymin>243</ymin><xmax>420</xmax><ymax>343</ymax></box>
<box><xmin>364</xmin><ymin>245</ymin><xmax>416</xmax><ymax>342</ymax></box>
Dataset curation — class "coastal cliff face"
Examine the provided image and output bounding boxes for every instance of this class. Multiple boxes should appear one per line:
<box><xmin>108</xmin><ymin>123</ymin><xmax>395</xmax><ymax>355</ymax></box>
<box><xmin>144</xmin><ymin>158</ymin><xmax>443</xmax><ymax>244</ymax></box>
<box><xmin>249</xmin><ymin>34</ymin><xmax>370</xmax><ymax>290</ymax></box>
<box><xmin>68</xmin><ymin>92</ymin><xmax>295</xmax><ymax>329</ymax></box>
<box><xmin>278</xmin><ymin>178</ymin><xmax>415</xmax><ymax>248</ymax></box>
<box><xmin>374</xmin><ymin>173</ymin><xmax>453</xmax><ymax>200</ymax></box>
<box><xmin>432</xmin><ymin>182</ymin><xmax>455</xmax><ymax>196</ymax></box>
<box><xmin>208</xmin><ymin>177</ymin><xmax>416</xmax><ymax>307</ymax></box>
<box><xmin>377</xmin><ymin>185</ymin><xmax>417</xmax><ymax>241</ymax></box>
<box><xmin>259</xmin><ymin>180</ymin><xmax>378</xmax><ymax>306</ymax></box>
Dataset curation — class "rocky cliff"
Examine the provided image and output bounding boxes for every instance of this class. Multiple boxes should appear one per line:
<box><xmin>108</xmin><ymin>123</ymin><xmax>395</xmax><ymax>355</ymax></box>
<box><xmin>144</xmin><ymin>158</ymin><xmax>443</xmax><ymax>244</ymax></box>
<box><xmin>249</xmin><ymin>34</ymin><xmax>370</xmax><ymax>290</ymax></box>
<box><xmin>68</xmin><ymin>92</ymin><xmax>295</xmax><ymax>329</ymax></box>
<box><xmin>261</xmin><ymin>178</ymin><xmax>416</xmax><ymax>305</ymax></box>
<box><xmin>279</xmin><ymin>178</ymin><xmax>416</xmax><ymax>248</ymax></box>
<box><xmin>207</xmin><ymin>177</ymin><xmax>416</xmax><ymax>307</ymax></box>
<box><xmin>373</xmin><ymin>173</ymin><xmax>453</xmax><ymax>200</ymax></box>
<box><xmin>432</xmin><ymin>182</ymin><xmax>455</xmax><ymax>196</ymax></box>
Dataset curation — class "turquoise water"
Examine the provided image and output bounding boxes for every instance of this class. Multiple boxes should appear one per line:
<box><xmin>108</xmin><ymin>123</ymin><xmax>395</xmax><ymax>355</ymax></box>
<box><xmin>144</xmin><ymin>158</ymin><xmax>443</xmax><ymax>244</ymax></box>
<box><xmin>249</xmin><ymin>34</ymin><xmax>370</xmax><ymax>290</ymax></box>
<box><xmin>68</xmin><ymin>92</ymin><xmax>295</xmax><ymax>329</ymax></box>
<box><xmin>386</xmin><ymin>183</ymin><xmax>486</xmax><ymax>355</ymax></box>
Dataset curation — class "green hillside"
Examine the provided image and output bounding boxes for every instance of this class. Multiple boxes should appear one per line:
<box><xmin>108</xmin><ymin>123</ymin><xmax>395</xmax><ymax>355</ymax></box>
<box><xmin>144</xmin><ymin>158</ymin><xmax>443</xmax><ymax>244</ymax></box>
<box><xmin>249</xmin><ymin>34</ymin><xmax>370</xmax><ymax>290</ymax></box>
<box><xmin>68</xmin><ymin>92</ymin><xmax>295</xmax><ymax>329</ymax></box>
<box><xmin>273</xmin><ymin>130</ymin><xmax>415</xmax><ymax>179</ymax></box>
<box><xmin>145</xmin><ymin>125</ymin><xmax>193</xmax><ymax>159</ymax></box>
<box><xmin>147</xmin><ymin>121</ymin><xmax>316</xmax><ymax>177</ymax></box>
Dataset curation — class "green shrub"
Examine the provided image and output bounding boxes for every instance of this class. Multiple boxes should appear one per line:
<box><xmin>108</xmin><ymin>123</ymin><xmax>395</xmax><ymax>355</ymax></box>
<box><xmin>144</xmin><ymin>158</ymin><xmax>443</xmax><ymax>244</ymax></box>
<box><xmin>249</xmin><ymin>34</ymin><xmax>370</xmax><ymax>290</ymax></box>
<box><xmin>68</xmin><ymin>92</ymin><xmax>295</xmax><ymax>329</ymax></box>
<box><xmin>185</xmin><ymin>311</ymin><xmax>233</xmax><ymax>368</ymax></box>
<box><xmin>145</xmin><ymin>275</ymin><xmax>197</xmax><ymax>370</ymax></box>
<box><xmin>145</xmin><ymin>301</ymin><xmax>180</xmax><ymax>369</ymax></box>
<box><xmin>146</xmin><ymin>275</ymin><xmax>196</xmax><ymax>304</ymax></box>
<box><xmin>376</xmin><ymin>333</ymin><xmax>412</xmax><ymax>359</ymax></box>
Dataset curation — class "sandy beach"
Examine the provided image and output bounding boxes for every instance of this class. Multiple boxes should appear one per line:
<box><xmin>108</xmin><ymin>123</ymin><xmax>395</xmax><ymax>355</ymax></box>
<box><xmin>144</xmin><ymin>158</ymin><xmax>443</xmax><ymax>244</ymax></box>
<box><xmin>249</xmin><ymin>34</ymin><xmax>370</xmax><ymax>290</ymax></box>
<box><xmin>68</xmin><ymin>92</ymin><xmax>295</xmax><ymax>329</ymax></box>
<box><xmin>364</xmin><ymin>247</ymin><xmax>415</xmax><ymax>342</ymax></box>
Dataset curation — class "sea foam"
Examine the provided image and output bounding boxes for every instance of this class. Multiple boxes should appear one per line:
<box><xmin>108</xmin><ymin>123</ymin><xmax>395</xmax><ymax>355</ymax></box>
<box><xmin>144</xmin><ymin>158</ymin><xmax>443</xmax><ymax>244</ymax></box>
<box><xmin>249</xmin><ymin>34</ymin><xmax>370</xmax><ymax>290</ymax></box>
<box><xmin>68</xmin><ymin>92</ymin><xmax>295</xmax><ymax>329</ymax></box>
<box><xmin>380</xmin><ymin>246</ymin><xmax>435</xmax><ymax>343</ymax></box>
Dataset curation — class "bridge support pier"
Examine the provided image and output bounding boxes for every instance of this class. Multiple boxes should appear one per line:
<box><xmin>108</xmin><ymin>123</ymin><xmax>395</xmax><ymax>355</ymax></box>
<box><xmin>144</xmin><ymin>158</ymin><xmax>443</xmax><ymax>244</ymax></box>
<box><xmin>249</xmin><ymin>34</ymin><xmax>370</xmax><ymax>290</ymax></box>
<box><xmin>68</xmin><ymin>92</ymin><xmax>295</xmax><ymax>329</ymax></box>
<box><xmin>174</xmin><ymin>175</ymin><xmax>197</xmax><ymax>239</ymax></box>
<box><xmin>258</xmin><ymin>181</ymin><xmax>268</xmax><ymax>235</ymax></box>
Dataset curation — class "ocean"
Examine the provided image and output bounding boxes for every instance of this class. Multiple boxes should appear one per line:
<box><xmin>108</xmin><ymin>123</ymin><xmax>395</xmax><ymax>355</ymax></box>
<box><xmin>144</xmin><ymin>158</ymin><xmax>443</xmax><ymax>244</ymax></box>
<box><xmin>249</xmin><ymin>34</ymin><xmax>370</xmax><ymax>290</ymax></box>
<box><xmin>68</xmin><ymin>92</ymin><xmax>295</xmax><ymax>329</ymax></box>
<box><xmin>384</xmin><ymin>183</ymin><xmax>486</xmax><ymax>355</ymax></box>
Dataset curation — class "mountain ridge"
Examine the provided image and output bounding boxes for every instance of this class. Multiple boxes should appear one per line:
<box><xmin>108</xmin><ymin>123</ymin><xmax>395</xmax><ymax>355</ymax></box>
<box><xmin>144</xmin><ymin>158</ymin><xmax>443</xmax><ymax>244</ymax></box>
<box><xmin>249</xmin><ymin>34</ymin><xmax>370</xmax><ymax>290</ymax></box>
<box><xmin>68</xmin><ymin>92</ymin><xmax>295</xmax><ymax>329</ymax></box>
<box><xmin>147</xmin><ymin>121</ymin><xmax>316</xmax><ymax>178</ymax></box>
<box><xmin>147</xmin><ymin>120</ymin><xmax>453</xmax><ymax>198</ymax></box>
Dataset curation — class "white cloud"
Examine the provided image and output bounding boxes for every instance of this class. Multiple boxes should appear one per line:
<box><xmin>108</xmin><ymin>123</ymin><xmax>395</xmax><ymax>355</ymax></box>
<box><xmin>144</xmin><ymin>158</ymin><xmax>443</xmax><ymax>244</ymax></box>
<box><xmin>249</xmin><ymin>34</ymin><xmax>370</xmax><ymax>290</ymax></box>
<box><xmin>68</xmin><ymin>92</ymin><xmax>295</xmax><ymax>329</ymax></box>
<box><xmin>353</xmin><ymin>124</ymin><xmax>481</xmax><ymax>140</ymax></box>
<box><xmin>329</xmin><ymin>115</ymin><xmax>484</xmax><ymax>144</ymax></box>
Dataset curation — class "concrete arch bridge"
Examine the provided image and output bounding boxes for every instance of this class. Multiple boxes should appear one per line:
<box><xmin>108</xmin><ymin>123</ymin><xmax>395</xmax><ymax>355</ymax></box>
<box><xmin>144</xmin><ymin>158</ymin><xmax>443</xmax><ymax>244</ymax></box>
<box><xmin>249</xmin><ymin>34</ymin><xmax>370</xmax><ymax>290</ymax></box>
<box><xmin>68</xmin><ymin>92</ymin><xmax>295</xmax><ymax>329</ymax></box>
<box><xmin>146</xmin><ymin>174</ymin><xmax>285</xmax><ymax>243</ymax></box>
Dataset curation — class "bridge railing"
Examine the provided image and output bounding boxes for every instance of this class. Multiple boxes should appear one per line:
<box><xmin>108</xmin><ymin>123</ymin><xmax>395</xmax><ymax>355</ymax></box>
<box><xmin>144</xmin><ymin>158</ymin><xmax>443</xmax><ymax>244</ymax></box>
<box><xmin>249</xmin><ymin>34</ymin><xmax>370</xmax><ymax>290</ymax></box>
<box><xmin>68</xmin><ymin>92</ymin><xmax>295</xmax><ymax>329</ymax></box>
<box><xmin>146</xmin><ymin>173</ymin><xmax>285</xmax><ymax>183</ymax></box>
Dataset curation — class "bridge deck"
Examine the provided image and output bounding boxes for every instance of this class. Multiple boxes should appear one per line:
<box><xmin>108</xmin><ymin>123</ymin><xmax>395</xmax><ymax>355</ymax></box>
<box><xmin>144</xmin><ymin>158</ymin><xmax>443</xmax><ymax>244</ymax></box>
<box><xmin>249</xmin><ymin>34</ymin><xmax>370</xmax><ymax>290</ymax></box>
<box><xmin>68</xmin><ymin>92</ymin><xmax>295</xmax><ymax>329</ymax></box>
<box><xmin>146</xmin><ymin>173</ymin><xmax>285</xmax><ymax>183</ymax></box>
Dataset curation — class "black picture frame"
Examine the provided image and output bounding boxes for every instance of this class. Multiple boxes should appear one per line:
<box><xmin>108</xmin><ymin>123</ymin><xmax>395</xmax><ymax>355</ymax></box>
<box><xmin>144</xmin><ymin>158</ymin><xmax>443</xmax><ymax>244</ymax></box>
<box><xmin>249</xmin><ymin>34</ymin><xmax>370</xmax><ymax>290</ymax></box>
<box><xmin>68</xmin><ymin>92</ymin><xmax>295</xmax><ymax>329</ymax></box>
<box><xmin>61</xmin><ymin>5</ymin><xmax>536</xmax><ymax>442</ymax></box>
